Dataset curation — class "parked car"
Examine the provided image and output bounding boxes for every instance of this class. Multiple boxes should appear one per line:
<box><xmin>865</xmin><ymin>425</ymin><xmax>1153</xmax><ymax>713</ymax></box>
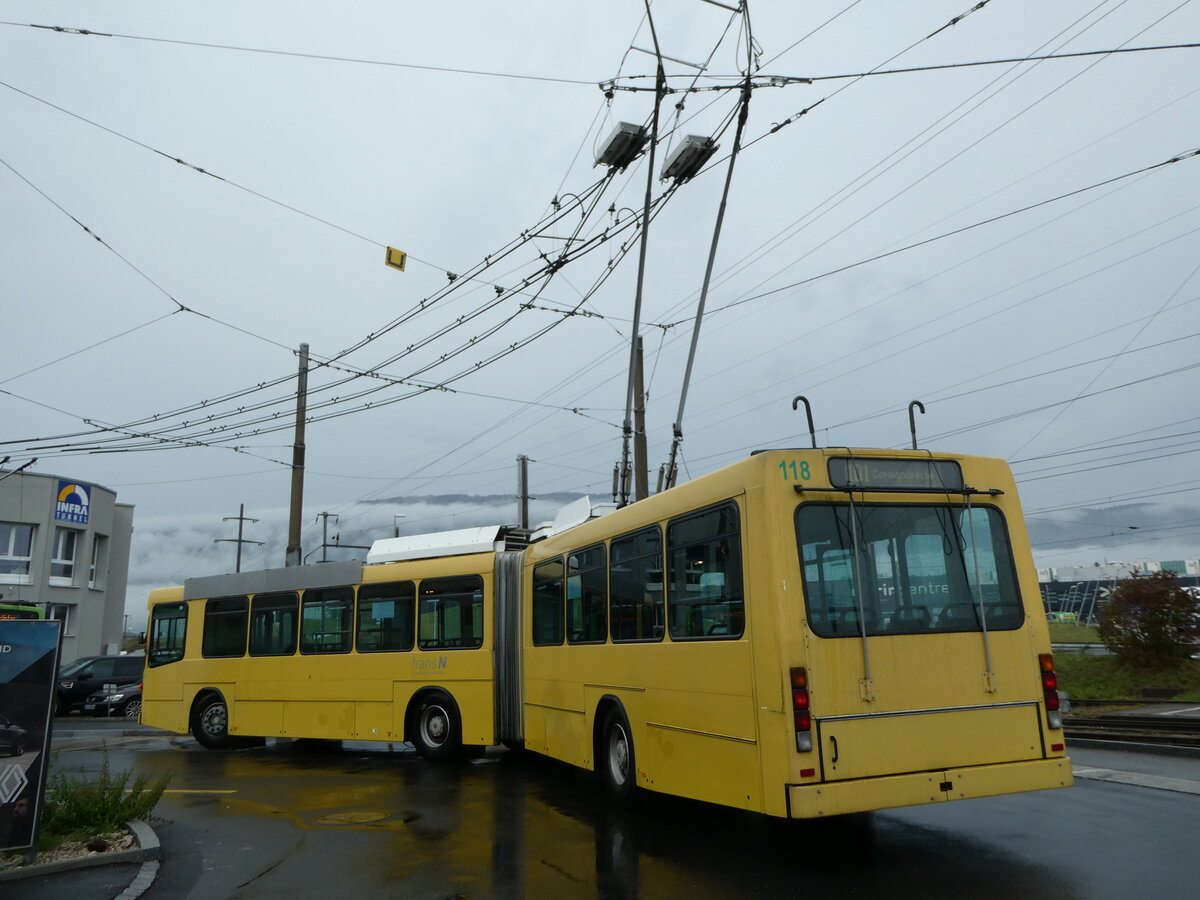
<box><xmin>83</xmin><ymin>682</ymin><xmax>142</xmax><ymax>720</ymax></box>
<box><xmin>57</xmin><ymin>654</ymin><xmax>145</xmax><ymax>715</ymax></box>
<box><xmin>0</xmin><ymin>712</ymin><xmax>27</xmax><ymax>756</ymax></box>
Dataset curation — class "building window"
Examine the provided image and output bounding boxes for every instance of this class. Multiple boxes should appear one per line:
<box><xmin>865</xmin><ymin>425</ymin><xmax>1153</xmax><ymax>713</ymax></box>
<box><xmin>0</xmin><ymin>522</ymin><xmax>35</xmax><ymax>584</ymax></box>
<box><xmin>50</xmin><ymin>527</ymin><xmax>79</xmax><ymax>585</ymax></box>
<box><xmin>47</xmin><ymin>604</ymin><xmax>72</xmax><ymax>636</ymax></box>
<box><xmin>88</xmin><ymin>535</ymin><xmax>108</xmax><ymax>589</ymax></box>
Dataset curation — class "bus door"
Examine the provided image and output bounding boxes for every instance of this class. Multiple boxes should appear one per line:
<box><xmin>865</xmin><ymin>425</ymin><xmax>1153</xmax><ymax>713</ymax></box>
<box><xmin>795</xmin><ymin>498</ymin><xmax>1044</xmax><ymax>783</ymax></box>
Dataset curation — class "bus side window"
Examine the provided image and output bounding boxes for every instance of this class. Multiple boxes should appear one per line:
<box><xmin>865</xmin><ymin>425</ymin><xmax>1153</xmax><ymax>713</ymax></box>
<box><xmin>418</xmin><ymin>576</ymin><xmax>484</xmax><ymax>650</ymax></box>
<box><xmin>357</xmin><ymin>582</ymin><xmax>415</xmax><ymax>652</ymax></box>
<box><xmin>666</xmin><ymin>503</ymin><xmax>744</xmax><ymax>640</ymax></box>
<box><xmin>148</xmin><ymin>601</ymin><xmax>187</xmax><ymax>667</ymax></box>
<box><xmin>301</xmin><ymin>586</ymin><xmax>354</xmax><ymax>654</ymax></box>
<box><xmin>203</xmin><ymin>596</ymin><xmax>248</xmax><ymax>658</ymax></box>
<box><xmin>249</xmin><ymin>592</ymin><xmax>299</xmax><ymax>657</ymax></box>
<box><xmin>567</xmin><ymin>544</ymin><xmax>606</xmax><ymax>644</ymax></box>
<box><xmin>532</xmin><ymin>558</ymin><xmax>564</xmax><ymax>645</ymax></box>
<box><xmin>610</xmin><ymin>526</ymin><xmax>663</xmax><ymax>643</ymax></box>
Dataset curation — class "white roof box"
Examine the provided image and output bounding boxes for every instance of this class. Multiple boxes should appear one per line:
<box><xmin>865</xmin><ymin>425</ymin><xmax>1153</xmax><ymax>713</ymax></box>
<box><xmin>367</xmin><ymin>525</ymin><xmax>506</xmax><ymax>565</ymax></box>
<box><xmin>530</xmin><ymin>496</ymin><xmax>617</xmax><ymax>541</ymax></box>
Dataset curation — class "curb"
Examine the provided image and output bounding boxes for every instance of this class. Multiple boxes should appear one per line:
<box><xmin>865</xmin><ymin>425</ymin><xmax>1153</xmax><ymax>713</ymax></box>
<box><xmin>0</xmin><ymin>818</ymin><xmax>160</xmax><ymax>884</ymax></box>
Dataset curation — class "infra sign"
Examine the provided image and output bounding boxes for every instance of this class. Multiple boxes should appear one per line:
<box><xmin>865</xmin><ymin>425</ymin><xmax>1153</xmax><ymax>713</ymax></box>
<box><xmin>0</xmin><ymin>620</ymin><xmax>61</xmax><ymax>853</ymax></box>
<box><xmin>54</xmin><ymin>481</ymin><xmax>90</xmax><ymax>524</ymax></box>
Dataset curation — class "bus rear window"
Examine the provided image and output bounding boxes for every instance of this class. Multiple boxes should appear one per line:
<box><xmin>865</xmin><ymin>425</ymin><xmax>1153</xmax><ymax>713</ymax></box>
<box><xmin>796</xmin><ymin>503</ymin><xmax>1023</xmax><ymax>638</ymax></box>
<box><xmin>148</xmin><ymin>601</ymin><xmax>187</xmax><ymax>667</ymax></box>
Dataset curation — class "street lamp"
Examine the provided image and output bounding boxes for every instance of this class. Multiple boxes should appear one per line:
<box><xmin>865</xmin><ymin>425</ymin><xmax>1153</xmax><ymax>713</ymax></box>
<box><xmin>393</xmin><ymin>515</ymin><xmax>406</xmax><ymax>538</ymax></box>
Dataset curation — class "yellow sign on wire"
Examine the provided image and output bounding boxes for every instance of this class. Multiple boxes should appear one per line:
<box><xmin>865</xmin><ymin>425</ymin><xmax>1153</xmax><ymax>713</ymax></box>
<box><xmin>385</xmin><ymin>247</ymin><xmax>407</xmax><ymax>271</ymax></box>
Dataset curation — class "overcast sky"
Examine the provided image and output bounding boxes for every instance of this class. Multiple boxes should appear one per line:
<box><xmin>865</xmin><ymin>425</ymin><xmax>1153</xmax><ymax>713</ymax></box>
<box><xmin>3</xmin><ymin>1</ymin><xmax>1199</xmax><ymax>628</ymax></box>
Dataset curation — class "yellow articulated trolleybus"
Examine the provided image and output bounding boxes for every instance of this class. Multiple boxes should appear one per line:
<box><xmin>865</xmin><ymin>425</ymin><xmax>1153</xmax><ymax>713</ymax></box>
<box><xmin>143</xmin><ymin>447</ymin><xmax>1072</xmax><ymax>818</ymax></box>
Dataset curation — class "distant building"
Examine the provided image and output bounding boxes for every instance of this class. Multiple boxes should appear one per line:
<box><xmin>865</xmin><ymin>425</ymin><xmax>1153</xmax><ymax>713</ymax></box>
<box><xmin>0</xmin><ymin>470</ymin><xmax>133</xmax><ymax>663</ymax></box>
<box><xmin>1037</xmin><ymin>559</ymin><xmax>1200</xmax><ymax>583</ymax></box>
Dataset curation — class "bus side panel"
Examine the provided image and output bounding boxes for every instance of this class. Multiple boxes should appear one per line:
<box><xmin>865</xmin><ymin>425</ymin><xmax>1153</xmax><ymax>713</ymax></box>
<box><xmin>141</xmin><ymin>699</ymin><xmax>188</xmax><ymax>736</ymax></box>
<box><xmin>355</xmin><ymin>701</ymin><xmax>396</xmax><ymax>740</ymax></box>
<box><xmin>639</xmin><ymin>642</ymin><xmax>761</xmax><ymax>811</ymax></box>
<box><xmin>284</xmin><ymin>700</ymin><xmax>356</xmax><ymax>739</ymax></box>
<box><xmin>230</xmin><ymin>698</ymin><xmax>283</xmax><ymax>736</ymax></box>
<box><xmin>644</xmin><ymin>727</ymin><xmax>761</xmax><ymax>811</ymax></box>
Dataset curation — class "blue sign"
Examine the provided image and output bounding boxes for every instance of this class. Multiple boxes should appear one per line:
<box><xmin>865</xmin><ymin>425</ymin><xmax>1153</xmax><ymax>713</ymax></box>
<box><xmin>54</xmin><ymin>481</ymin><xmax>90</xmax><ymax>524</ymax></box>
<box><xmin>0</xmin><ymin>620</ymin><xmax>61</xmax><ymax>853</ymax></box>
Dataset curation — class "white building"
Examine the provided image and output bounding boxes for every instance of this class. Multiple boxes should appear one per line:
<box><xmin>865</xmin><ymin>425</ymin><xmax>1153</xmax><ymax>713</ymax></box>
<box><xmin>0</xmin><ymin>470</ymin><xmax>133</xmax><ymax>663</ymax></box>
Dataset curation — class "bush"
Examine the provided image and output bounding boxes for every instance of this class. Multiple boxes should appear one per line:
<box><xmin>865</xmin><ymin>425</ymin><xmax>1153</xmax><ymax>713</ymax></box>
<box><xmin>1097</xmin><ymin>570</ymin><xmax>1200</xmax><ymax>667</ymax></box>
<box><xmin>40</xmin><ymin>757</ymin><xmax>169</xmax><ymax>844</ymax></box>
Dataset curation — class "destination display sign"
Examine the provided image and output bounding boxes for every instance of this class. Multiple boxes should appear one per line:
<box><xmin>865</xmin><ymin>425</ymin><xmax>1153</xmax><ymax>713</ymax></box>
<box><xmin>827</xmin><ymin>457</ymin><xmax>964</xmax><ymax>493</ymax></box>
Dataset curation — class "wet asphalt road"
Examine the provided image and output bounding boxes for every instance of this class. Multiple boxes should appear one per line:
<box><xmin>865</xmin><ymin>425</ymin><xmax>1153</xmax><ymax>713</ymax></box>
<box><xmin>21</xmin><ymin>721</ymin><xmax>1200</xmax><ymax>899</ymax></box>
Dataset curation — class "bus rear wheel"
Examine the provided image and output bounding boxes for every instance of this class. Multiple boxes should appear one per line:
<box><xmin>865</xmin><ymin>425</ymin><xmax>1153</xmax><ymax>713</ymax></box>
<box><xmin>411</xmin><ymin>691</ymin><xmax>462</xmax><ymax>761</ymax></box>
<box><xmin>600</xmin><ymin>708</ymin><xmax>636</xmax><ymax>806</ymax></box>
<box><xmin>192</xmin><ymin>694</ymin><xmax>232</xmax><ymax>749</ymax></box>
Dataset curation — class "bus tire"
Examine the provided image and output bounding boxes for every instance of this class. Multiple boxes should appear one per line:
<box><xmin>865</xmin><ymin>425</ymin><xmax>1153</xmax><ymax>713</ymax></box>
<box><xmin>192</xmin><ymin>693</ymin><xmax>232</xmax><ymax>750</ymax></box>
<box><xmin>600</xmin><ymin>707</ymin><xmax>637</xmax><ymax>806</ymax></box>
<box><xmin>410</xmin><ymin>690</ymin><xmax>462</xmax><ymax>761</ymax></box>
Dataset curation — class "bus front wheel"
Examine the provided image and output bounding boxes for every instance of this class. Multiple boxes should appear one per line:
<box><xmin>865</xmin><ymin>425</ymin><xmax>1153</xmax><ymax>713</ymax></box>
<box><xmin>192</xmin><ymin>694</ymin><xmax>232</xmax><ymax>749</ymax></box>
<box><xmin>411</xmin><ymin>691</ymin><xmax>462</xmax><ymax>761</ymax></box>
<box><xmin>600</xmin><ymin>708</ymin><xmax>637</xmax><ymax>806</ymax></box>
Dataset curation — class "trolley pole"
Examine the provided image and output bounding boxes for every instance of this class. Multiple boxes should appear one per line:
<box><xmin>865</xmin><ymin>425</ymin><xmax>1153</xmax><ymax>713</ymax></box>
<box><xmin>285</xmin><ymin>343</ymin><xmax>309</xmax><ymax>567</ymax></box>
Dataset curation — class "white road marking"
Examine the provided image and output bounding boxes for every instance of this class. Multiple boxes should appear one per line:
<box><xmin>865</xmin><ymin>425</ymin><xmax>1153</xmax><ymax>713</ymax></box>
<box><xmin>1072</xmin><ymin>766</ymin><xmax>1200</xmax><ymax>795</ymax></box>
<box><xmin>1158</xmin><ymin>706</ymin><xmax>1200</xmax><ymax>716</ymax></box>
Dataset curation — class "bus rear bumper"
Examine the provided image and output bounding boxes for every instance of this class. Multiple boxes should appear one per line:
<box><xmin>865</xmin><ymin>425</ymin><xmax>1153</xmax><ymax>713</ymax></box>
<box><xmin>786</xmin><ymin>757</ymin><xmax>1074</xmax><ymax>818</ymax></box>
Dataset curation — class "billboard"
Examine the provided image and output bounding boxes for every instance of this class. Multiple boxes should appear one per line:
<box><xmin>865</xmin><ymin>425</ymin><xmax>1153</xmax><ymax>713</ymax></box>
<box><xmin>0</xmin><ymin>620</ymin><xmax>61</xmax><ymax>852</ymax></box>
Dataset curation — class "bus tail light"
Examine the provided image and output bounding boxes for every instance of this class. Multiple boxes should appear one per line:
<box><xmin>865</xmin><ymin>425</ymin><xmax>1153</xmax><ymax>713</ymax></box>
<box><xmin>1039</xmin><ymin>654</ymin><xmax>1062</xmax><ymax>730</ymax></box>
<box><xmin>791</xmin><ymin>667</ymin><xmax>812</xmax><ymax>753</ymax></box>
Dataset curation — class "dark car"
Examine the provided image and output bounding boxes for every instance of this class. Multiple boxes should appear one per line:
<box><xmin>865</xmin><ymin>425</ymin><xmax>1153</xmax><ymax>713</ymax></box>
<box><xmin>57</xmin><ymin>655</ymin><xmax>145</xmax><ymax>715</ymax></box>
<box><xmin>83</xmin><ymin>682</ymin><xmax>142</xmax><ymax>720</ymax></box>
<box><xmin>0</xmin><ymin>712</ymin><xmax>27</xmax><ymax>756</ymax></box>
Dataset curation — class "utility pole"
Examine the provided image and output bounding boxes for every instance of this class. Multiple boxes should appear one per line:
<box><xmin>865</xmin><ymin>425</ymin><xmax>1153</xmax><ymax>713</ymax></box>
<box><xmin>633</xmin><ymin>337</ymin><xmax>649</xmax><ymax>501</ymax></box>
<box><xmin>316</xmin><ymin>512</ymin><xmax>338</xmax><ymax>563</ymax></box>
<box><xmin>215</xmin><ymin>503</ymin><xmax>263</xmax><ymax>573</ymax></box>
<box><xmin>285</xmin><ymin>343</ymin><xmax>309</xmax><ymax>567</ymax></box>
<box><xmin>517</xmin><ymin>455</ymin><xmax>530</xmax><ymax>529</ymax></box>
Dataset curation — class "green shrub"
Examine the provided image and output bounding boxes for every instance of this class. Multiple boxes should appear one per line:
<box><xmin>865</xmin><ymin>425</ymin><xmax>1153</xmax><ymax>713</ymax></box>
<box><xmin>40</xmin><ymin>757</ymin><xmax>169</xmax><ymax>843</ymax></box>
<box><xmin>1097</xmin><ymin>570</ymin><xmax>1200</xmax><ymax>667</ymax></box>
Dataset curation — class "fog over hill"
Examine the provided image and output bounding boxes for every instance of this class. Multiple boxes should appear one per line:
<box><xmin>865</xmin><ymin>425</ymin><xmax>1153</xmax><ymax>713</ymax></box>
<box><xmin>124</xmin><ymin>492</ymin><xmax>586</xmax><ymax>630</ymax></box>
